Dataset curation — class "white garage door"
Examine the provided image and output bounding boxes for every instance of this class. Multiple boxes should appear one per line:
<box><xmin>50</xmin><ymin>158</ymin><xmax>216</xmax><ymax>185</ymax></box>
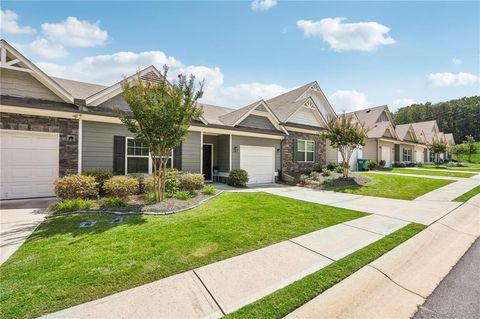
<box><xmin>381</xmin><ymin>146</ymin><xmax>391</xmax><ymax>167</ymax></box>
<box><xmin>240</xmin><ymin>145</ymin><xmax>274</xmax><ymax>184</ymax></box>
<box><xmin>1</xmin><ymin>130</ymin><xmax>59</xmax><ymax>200</ymax></box>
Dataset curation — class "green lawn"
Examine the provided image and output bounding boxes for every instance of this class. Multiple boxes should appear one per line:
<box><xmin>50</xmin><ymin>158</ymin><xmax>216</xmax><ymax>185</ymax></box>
<box><xmin>422</xmin><ymin>163</ymin><xmax>480</xmax><ymax>172</ymax></box>
<box><xmin>331</xmin><ymin>173</ymin><xmax>454</xmax><ymax>200</ymax></box>
<box><xmin>454</xmin><ymin>142</ymin><xmax>480</xmax><ymax>164</ymax></box>
<box><xmin>453</xmin><ymin>185</ymin><xmax>480</xmax><ymax>202</ymax></box>
<box><xmin>0</xmin><ymin>192</ymin><xmax>367</xmax><ymax>319</ymax></box>
<box><xmin>226</xmin><ymin>223</ymin><xmax>426</xmax><ymax>319</ymax></box>
<box><xmin>390</xmin><ymin>168</ymin><xmax>476</xmax><ymax>178</ymax></box>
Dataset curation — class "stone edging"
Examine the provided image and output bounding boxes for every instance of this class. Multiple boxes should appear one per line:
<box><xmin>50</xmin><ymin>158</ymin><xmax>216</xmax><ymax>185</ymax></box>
<box><xmin>48</xmin><ymin>191</ymin><xmax>224</xmax><ymax>218</ymax></box>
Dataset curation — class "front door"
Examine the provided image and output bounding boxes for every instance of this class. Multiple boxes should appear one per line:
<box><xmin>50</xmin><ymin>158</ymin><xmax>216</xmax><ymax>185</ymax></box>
<box><xmin>202</xmin><ymin>144</ymin><xmax>212</xmax><ymax>181</ymax></box>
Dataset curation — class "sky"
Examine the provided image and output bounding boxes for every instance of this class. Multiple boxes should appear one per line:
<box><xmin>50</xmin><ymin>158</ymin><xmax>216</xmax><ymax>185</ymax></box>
<box><xmin>1</xmin><ymin>0</ymin><xmax>479</xmax><ymax>112</ymax></box>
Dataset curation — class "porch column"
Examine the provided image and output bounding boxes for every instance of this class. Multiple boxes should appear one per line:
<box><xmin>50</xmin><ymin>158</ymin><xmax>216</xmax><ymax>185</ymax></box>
<box><xmin>229</xmin><ymin>134</ymin><xmax>232</xmax><ymax>171</ymax></box>
<box><xmin>200</xmin><ymin>131</ymin><xmax>204</xmax><ymax>174</ymax></box>
<box><xmin>77</xmin><ymin>117</ymin><xmax>82</xmax><ymax>174</ymax></box>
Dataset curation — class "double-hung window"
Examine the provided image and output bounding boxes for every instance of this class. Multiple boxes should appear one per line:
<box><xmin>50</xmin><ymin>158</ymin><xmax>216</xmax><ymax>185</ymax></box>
<box><xmin>402</xmin><ymin>148</ymin><xmax>413</xmax><ymax>162</ymax></box>
<box><xmin>296</xmin><ymin>140</ymin><xmax>315</xmax><ymax>162</ymax></box>
<box><xmin>126</xmin><ymin>138</ymin><xmax>150</xmax><ymax>174</ymax></box>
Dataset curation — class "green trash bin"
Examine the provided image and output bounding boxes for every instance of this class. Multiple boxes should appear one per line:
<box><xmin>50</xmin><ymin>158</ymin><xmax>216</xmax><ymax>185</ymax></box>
<box><xmin>357</xmin><ymin>159</ymin><xmax>368</xmax><ymax>171</ymax></box>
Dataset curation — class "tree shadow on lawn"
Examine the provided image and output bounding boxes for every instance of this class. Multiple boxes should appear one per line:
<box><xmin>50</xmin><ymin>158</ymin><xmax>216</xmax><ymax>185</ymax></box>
<box><xmin>28</xmin><ymin>213</ymin><xmax>148</xmax><ymax>240</ymax></box>
<box><xmin>322</xmin><ymin>176</ymin><xmax>370</xmax><ymax>192</ymax></box>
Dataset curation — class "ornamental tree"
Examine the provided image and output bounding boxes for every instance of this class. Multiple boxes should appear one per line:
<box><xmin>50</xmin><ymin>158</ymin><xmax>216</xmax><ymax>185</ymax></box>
<box><xmin>464</xmin><ymin>135</ymin><xmax>477</xmax><ymax>162</ymax></box>
<box><xmin>428</xmin><ymin>138</ymin><xmax>447</xmax><ymax>165</ymax></box>
<box><xmin>118</xmin><ymin>66</ymin><xmax>204</xmax><ymax>202</ymax></box>
<box><xmin>323</xmin><ymin>113</ymin><xmax>366</xmax><ymax>178</ymax></box>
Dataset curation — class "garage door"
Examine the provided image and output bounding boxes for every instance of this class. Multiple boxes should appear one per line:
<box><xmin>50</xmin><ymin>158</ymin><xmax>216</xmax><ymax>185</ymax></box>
<box><xmin>240</xmin><ymin>145</ymin><xmax>274</xmax><ymax>184</ymax></box>
<box><xmin>1</xmin><ymin>130</ymin><xmax>59</xmax><ymax>199</ymax></box>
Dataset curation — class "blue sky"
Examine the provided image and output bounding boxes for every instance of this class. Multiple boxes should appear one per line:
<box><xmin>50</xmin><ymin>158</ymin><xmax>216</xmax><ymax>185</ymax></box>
<box><xmin>1</xmin><ymin>1</ymin><xmax>479</xmax><ymax>112</ymax></box>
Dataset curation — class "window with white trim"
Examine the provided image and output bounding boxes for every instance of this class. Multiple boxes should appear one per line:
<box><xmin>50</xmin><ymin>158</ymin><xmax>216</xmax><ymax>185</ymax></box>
<box><xmin>296</xmin><ymin>139</ymin><xmax>315</xmax><ymax>162</ymax></box>
<box><xmin>402</xmin><ymin>148</ymin><xmax>413</xmax><ymax>162</ymax></box>
<box><xmin>126</xmin><ymin>138</ymin><xmax>150</xmax><ymax>174</ymax></box>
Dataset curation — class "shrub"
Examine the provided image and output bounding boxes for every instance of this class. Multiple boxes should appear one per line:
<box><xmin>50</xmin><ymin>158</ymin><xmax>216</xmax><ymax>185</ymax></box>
<box><xmin>228</xmin><ymin>168</ymin><xmax>249</xmax><ymax>187</ymax></box>
<box><xmin>175</xmin><ymin>190</ymin><xmax>192</xmax><ymax>200</ymax></box>
<box><xmin>416</xmin><ymin>162</ymin><xmax>424</xmax><ymax>168</ymax></box>
<box><xmin>393</xmin><ymin>162</ymin><xmax>407</xmax><ymax>168</ymax></box>
<box><xmin>322</xmin><ymin>169</ymin><xmax>331</xmax><ymax>177</ymax></box>
<box><xmin>367</xmin><ymin>160</ymin><xmax>377</xmax><ymax>170</ymax></box>
<box><xmin>100</xmin><ymin>197</ymin><xmax>128</xmax><ymax>209</ymax></box>
<box><xmin>326</xmin><ymin>162</ymin><xmax>338</xmax><ymax>171</ymax></box>
<box><xmin>407</xmin><ymin>162</ymin><xmax>416</xmax><ymax>167</ymax></box>
<box><xmin>144</xmin><ymin>191</ymin><xmax>157</xmax><ymax>204</ymax></box>
<box><xmin>144</xmin><ymin>168</ymin><xmax>182</xmax><ymax>195</ymax></box>
<box><xmin>83</xmin><ymin>169</ymin><xmax>113</xmax><ymax>195</ymax></box>
<box><xmin>54</xmin><ymin>174</ymin><xmax>98</xmax><ymax>199</ymax></box>
<box><xmin>104</xmin><ymin>177</ymin><xmax>139</xmax><ymax>198</ymax></box>
<box><xmin>379</xmin><ymin>160</ymin><xmax>386</xmax><ymax>168</ymax></box>
<box><xmin>202</xmin><ymin>184</ymin><xmax>216</xmax><ymax>195</ymax></box>
<box><xmin>180</xmin><ymin>173</ymin><xmax>204</xmax><ymax>193</ymax></box>
<box><xmin>335</xmin><ymin>166</ymin><xmax>344</xmax><ymax>174</ymax></box>
<box><xmin>53</xmin><ymin>198</ymin><xmax>95</xmax><ymax>213</ymax></box>
<box><xmin>314</xmin><ymin>163</ymin><xmax>324</xmax><ymax>172</ymax></box>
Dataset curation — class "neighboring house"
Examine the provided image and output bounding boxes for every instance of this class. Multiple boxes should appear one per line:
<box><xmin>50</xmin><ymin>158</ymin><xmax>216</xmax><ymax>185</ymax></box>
<box><xmin>0</xmin><ymin>40</ymin><xmax>335</xmax><ymax>199</ymax></box>
<box><xmin>410</xmin><ymin>120</ymin><xmax>455</xmax><ymax>162</ymax></box>
<box><xmin>394</xmin><ymin>123</ymin><xmax>427</xmax><ymax>163</ymax></box>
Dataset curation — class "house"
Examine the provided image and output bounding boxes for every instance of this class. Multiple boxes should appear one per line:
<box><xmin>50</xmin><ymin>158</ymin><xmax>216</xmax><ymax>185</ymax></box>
<box><xmin>0</xmin><ymin>39</ymin><xmax>335</xmax><ymax>199</ymax></box>
<box><xmin>410</xmin><ymin>120</ymin><xmax>455</xmax><ymax>162</ymax></box>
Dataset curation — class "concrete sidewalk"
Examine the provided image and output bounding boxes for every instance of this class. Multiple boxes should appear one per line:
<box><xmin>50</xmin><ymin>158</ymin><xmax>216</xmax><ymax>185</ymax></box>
<box><xmin>0</xmin><ymin>198</ymin><xmax>52</xmax><ymax>265</ymax></box>
<box><xmin>42</xmin><ymin>214</ymin><xmax>408</xmax><ymax>318</ymax></box>
<box><xmin>415</xmin><ymin>176</ymin><xmax>480</xmax><ymax>202</ymax></box>
<box><xmin>365</xmin><ymin>170</ymin><xmax>464</xmax><ymax>180</ymax></box>
<box><xmin>402</xmin><ymin>167</ymin><xmax>480</xmax><ymax>175</ymax></box>
<box><xmin>284</xmin><ymin>196</ymin><xmax>479</xmax><ymax>319</ymax></box>
<box><xmin>263</xmin><ymin>187</ymin><xmax>461</xmax><ymax>225</ymax></box>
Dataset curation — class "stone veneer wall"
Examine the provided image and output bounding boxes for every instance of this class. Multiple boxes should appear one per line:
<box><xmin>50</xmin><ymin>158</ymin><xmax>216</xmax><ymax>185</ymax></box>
<box><xmin>0</xmin><ymin>113</ymin><xmax>79</xmax><ymax>176</ymax></box>
<box><xmin>281</xmin><ymin>131</ymin><xmax>326</xmax><ymax>180</ymax></box>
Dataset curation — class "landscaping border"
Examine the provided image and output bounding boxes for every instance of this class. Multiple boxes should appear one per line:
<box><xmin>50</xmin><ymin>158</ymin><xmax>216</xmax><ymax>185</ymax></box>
<box><xmin>48</xmin><ymin>191</ymin><xmax>224</xmax><ymax>218</ymax></box>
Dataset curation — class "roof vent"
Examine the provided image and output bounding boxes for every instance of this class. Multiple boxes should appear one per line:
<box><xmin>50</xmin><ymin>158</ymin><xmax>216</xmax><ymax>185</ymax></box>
<box><xmin>366</xmin><ymin>109</ymin><xmax>371</xmax><ymax>113</ymax></box>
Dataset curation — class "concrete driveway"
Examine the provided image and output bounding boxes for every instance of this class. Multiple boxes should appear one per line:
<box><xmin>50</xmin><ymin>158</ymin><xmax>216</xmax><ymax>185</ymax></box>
<box><xmin>0</xmin><ymin>198</ymin><xmax>53</xmax><ymax>265</ymax></box>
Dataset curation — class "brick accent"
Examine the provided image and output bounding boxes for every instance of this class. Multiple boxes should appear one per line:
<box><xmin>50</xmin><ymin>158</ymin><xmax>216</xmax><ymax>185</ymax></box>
<box><xmin>0</xmin><ymin>113</ymin><xmax>79</xmax><ymax>176</ymax></box>
<box><xmin>282</xmin><ymin>131</ymin><xmax>326</xmax><ymax>180</ymax></box>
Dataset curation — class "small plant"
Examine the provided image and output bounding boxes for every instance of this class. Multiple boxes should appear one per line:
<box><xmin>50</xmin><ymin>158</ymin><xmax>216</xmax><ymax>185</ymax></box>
<box><xmin>180</xmin><ymin>173</ymin><xmax>205</xmax><ymax>193</ymax></box>
<box><xmin>144</xmin><ymin>191</ymin><xmax>157</xmax><ymax>204</ymax></box>
<box><xmin>100</xmin><ymin>197</ymin><xmax>128</xmax><ymax>209</ymax></box>
<box><xmin>104</xmin><ymin>177</ymin><xmax>139</xmax><ymax>198</ymax></box>
<box><xmin>326</xmin><ymin>162</ymin><xmax>338</xmax><ymax>171</ymax></box>
<box><xmin>322</xmin><ymin>169</ymin><xmax>331</xmax><ymax>177</ymax></box>
<box><xmin>416</xmin><ymin>162</ymin><xmax>424</xmax><ymax>168</ymax></box>
<box><xmin>175</xmin><ymin>190</ymin><xmax>192</xmax><ymax>200</ymax></box>
<box><xmin>228</xmin><ymin>168</ymin><xmax>249</xmax><ymax>187</ymax></box>
<box><xmin>54</xmin><ymin>174</ymin><xmax>98</xmax><ymax>199</ymax></box>
<box><xmin>379</xmin><ymin>160</ymin><xmax>386</xmax><ymax>168</ymax></box>
<box><xmin>202</xmin><ymin>184</ymin><xmax>216</xmax><ymax>195</ymax></box>
<box><xmin>83</xmin><ymin>169</ymin><xmax>113</xmax><ymax>195</ymax></box>
<box><xmin>335</xmin><ymin>165</ymin><xmax>344</xmax><ymax>174</ymax></box>
<box><xmin>314</xmin><ymin>163</ymin><xmax>324</xmax><ymax>172</ymax></box>
<box><xmin>53</xmin><ymin>198</ymin><xmax>95</xmax><ymax>213</ymax></box>
<box><xmin>144</xmin><ymin>169</ymin><xmax>182</xmax><ymax>196</ymax></box>
<box><xmin>367</xmin><ymin>160</ymin><xmax>377</xmax><ymax>170</ymax></box>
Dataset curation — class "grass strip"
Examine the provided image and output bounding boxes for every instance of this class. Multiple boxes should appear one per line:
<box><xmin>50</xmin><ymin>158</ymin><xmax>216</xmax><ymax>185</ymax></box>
<box><xmin>453</xmin><ymin>185</ymin><xmax>480</xmax><ymax>202</ymax></box>
<box><xmin>226</xmin><ymin>223</ymin><xmax>426</xmax><ymax>319</ymax></box>
<box><xmin>390</xmin><ymin>168</ymin><xmax>476</xmax><ymax>178</ymax></box>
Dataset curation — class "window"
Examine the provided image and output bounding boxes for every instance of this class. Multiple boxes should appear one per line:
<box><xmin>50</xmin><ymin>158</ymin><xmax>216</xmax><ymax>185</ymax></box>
<box><xmin>296</xmin><ymin>140</ymin><xmax>315</xmax><ymax>162</ymax></box>
<box><xmin>403</xmin><ymin>148</ymin><xmax>413</xmax><ymax>162</ymax></box>
<box><xmin>126</xmin><ymin>138</ymin><xmax>149</xmax><ymax>174</ymax></box>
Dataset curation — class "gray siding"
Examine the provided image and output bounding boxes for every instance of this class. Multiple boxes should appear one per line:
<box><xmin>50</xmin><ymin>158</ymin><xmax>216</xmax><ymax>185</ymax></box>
<box><xmin>203</xmin><ymin>135</ymin><xmax>218</xmax><ymax>167</ymax></box>
<box><xmin>238</xmin><ymin>115</ymin><xmax>276</xmax><ymax>130</ymax></box>
<box><xmin>232</xmin><ymin>136</ymin><xmax>281</xmax><ymax>171</ymax></box>
<box><xmin>182</xmin><ymin>132</ymin><xmax>201</xmax><ymax>172</ymax></box>
<box><xmin>1</xmin><ymin>69</ymin><xmax>63</xmax><ymax>102</ymax></box>
<box><xmin>82</xmin><ymin>121</ymin><xmax>133</xmax><ymax>171</ymax></box>
<box><xmin>217</xmin><ymin>135</ymin><xmax>230</xmax><ymax>172</ymax></box>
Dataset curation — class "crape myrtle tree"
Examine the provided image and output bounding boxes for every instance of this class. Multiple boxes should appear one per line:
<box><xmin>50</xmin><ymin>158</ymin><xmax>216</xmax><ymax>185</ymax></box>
<box><xmin>428</xmin><ymin>138</ymin><xmax>447</xmax><ymax>165</ymax></box>
<box><xmin>118</xmin><ymin>66</ymin><xmax>204</xmax><ymax>202</ymax></box>
<box><xmin>323</xmin><ymin>113</ymin><xmax>366</xmax><ymax>178</ymax></box>
<box><xmin>464</xmin><ymin>135</ymin><xmax>477</xmax><ymax>162</ymax></box>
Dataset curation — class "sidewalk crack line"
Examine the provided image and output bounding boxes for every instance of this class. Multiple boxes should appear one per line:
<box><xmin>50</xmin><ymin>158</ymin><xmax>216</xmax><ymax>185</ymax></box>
<box><xmin>368</xmin><ymin>265</ymin><xmax>426</xmax><ymax>300</ymax></box>
<box><xmin>192</xmin><ymin>269</ymin><xmax>225</xmax><ymax>316</ymax></box>
<box><xmin>288</xmin><ymin>240</ymin><xmax>335</xmax><ymax>261</ymax></box>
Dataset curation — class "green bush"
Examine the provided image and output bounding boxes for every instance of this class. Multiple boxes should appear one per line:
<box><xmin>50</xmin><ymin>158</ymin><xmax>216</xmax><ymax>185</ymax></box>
<box><xmin>322</xmin><ymin>169</ymin><xmax>331</xmax><ymax>177</ymax></box>
<box><xmin>175</xmin><ymin>190</ymin><xmax>192</xmax><ymax>200</ymax></box>
<box><xmin>54</xmin><ymin>174</ymin><xmax>98</xmax><ymax>199</ymax></box>
<box><xmin>83</xmin><ymin>169</ymin><xmax>113</xmax><ymax>195</ymax></box>
<box><xmin>202</xmin><ymin>184</ymin><xmax>216</xmax><ymax>195</ymax></box>
<box><xmin>180</xmin><ymin>173</ymin><xmax>204</xmax><ymax>193</ymax></box>
<box><xmin>367</xmin><ymin>160</ymin><xmax>377</xmax><ymax>170</ymax></box>
<box><xmin>379</xmin><ymin>160</ymin><xmax>386</xmax><ymax>167</ymax></box>
<box><xmin>144</xmin><ymin>169</ymin><xmax>181</xmax><ymax>195</ymax></box>
<box><xmin>100</xmin><ymin>197</ymin><xmax>128</xmax><ymax>209</ymax></box>
<box><xmin>228</xmin><ymin>168</ymin><xmax>249</xmax><ymax>187</ymax></box>
<box><xmin>416</xmin><ymin>162</ymin><xmax>424</xmax><ymax>168</ymax></box>
<box><xmin>143</xmin><ymin>192</ymin><xmax>157</xmax><ymax>204</ymax></box>
<box><xmin>335</xmin><ymin>166</ymin><xmax>344</xmax><ymax>174</ymax></box>
<box><xmin>104</xmin><ymin>177</ymin><xmax>139</xmax><ymax>198</ymax></box>
<box><xmin>326</xmin><ymin>162</ymin><xmax>338</xmax><ymax>171</ymax></box>
<box><xmin>53</xmin><ymin>198</ymin><xmax>95</xmax><ymax>213</ymax></box>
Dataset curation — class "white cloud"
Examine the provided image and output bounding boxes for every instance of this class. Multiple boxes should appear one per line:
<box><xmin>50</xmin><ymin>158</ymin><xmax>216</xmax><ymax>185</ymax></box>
<box><xmin>12</xmin><ymin>38</ymin><xmax>68</xmax><ymax>59</ymax></box>
<box><xmin>296</xmin><ymin>17</ymin><xmax>395</xmax><ymax>52</ymax></box>
<box><xmin>251</xmin><ymin>0</ymin><xmax>278</xmax><ymax>11</ymax></box>
<box><xmin>41</xmin><ymin>17</ymin><xmax>108</xmax><ymax>47</ymax></box>
<box><xmin>329</xmin><ymin>90</ymin><xmax>368</xmax><ymax>112</ymax></box>
<box><xmin>391</xmin><ymin>98</ymin><xmax>416</xmax><ymax>110</ymax></box>
<box><xmin>0</xmin><ymin>9</ymin><xmax>36</xmax><ymax>34</ymax></box>
<box><xmin>428</xmin><ymin>72</ymin><xmax>479</xmax><ymax>87</ymax></box>
<box><xmin>37</xmin><ymin>50</ymin><xmax>288</xmax><ymax>107</ymax></box>
<box><xmin>452</xmin><ymin>57</ymin><xmax>462</xmax><ymax>65</ymax></box>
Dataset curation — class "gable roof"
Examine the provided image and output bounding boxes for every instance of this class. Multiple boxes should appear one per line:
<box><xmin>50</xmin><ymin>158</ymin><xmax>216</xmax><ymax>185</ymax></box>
<box><xmin>366</xmin><ymin>121</ymin><xmax>398</xmax><ymax>139</ymax></box>
<box><xmin>347</xmin><ymin>105</ymin><xmax>393</xmax><ymax>128</ymax></box>
<box><xmin>219</xmin><ymin>100</ymin><xmax>262</xmax><ymax>126</ymax></box>
<box><xmin>0</xmin><ymin>39</ymin><xmax>74</xmax><ymax>104</ymax></box>
<box><xmin>395</xmin><ymin>123</ymin><xmax>417</xmax><ymax>142</ymax></box>
<box><xmin>411</xmin><ymin>120</ymin><xmax>438</xmax><ymax>137</ymax></box>
<box><xmin>266</xmin><ymin>82</ymin><xmax>315</xmax><ymax>122</ymax></box>
<box><xmin>444</xmin><ymin>133</ymin><xmax>455</xmax><ymax>145</ymax></box>
<box><xmin>52</xmin><ymin>77</ymin><xmax>106</xmax><ymax>100</ymax></box>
